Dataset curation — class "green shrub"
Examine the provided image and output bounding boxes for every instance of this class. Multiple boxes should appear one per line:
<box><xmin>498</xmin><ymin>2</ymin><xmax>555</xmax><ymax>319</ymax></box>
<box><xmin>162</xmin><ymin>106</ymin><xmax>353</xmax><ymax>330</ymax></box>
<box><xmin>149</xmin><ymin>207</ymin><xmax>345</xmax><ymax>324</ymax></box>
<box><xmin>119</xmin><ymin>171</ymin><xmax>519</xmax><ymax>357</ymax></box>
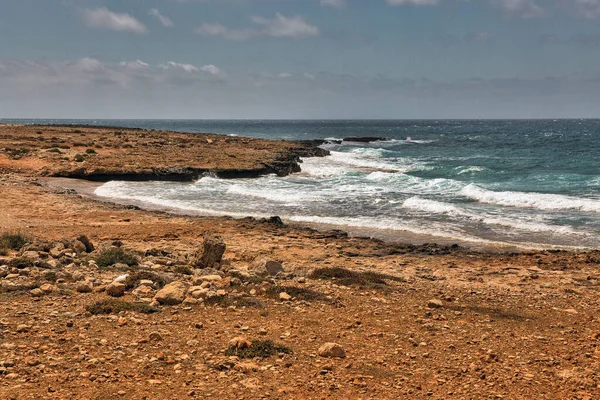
<box><xmin>74</xmin><ymin>154</ymin><xmax>85</xmax><ymax>162</ymax></box>
<box><xmin>96</xmin><ymin>248</ymin><xmax>138</xmax><ymax>268</ymax></box>
<box><xmin>0</xmin><ymin>233</ymin><xmax>29</xmax><ymax>251</ymax></box>
<box><xmin>86</xmin><ymin>300</ymin><xmax>159</xmax><ymax>315</ymax></box>
<box><xmin>310</xmin><ymin>267</ymin><xmax>405</xmax><ymax>288</ymax></box>
<box><xmin>264</xmin><ymin>285</ymin><xmax>329</xmax><ymax>302</ymax></box>
<box><xmin>225</xmin><ymin>340</ymin><xmax>291</xmax><ymax>358</ymax></box>
<box><xmin>85</xmin><ymin>148</ymin><xmax>96</xmax><ymax>154</ymax></box>
<box><xmin>122</xmin><ymin>270</ymin><xmax>167</xmax><ymax>290</ymax></box>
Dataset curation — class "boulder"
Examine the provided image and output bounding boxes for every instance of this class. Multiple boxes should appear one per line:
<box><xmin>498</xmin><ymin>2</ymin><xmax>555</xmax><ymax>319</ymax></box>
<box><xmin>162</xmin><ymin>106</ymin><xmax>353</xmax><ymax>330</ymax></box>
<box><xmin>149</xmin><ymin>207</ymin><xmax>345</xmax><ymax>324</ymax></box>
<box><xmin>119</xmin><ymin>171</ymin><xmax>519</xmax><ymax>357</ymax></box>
<box><xmin>154</xmin><ymin>281</ymin><xmax>189</xmax><ymax>305</ymax></box>
<box><xmin>106</xmin><ymin>282</ymin><xmax>126</xmax><ymax>298</ymax></box>
<box><xmin>72</xmin><ymin>240</ymin><xmax>87</xmax><ymax>255</ymax></box>
<box><xmin>77</xmin><ymin>235</ymin><xmax>95</xmax><ymax>253</ymax></box>
<box><xmin>75</xmin><ymin>282</ymin><xmax>93</xmax><ymax>293</ymax></box>
<box><xmin>39</xmin><ymin>284</ymin><xmax>56</xmax><ymax>294</ymax></box>
<box><xmin>193</xmin><ymin>235</ymin><xmax>226</xmax><ymax>269</ymax></box>
<box><xmin>318</xmin><ymin>343</ymin><xmax>346</xmax><ymax>358</ymax></box>
<box><xmin>249</xmin><ymin>258</ymin><xmax>284</xmax><ymax>277</ymax></box>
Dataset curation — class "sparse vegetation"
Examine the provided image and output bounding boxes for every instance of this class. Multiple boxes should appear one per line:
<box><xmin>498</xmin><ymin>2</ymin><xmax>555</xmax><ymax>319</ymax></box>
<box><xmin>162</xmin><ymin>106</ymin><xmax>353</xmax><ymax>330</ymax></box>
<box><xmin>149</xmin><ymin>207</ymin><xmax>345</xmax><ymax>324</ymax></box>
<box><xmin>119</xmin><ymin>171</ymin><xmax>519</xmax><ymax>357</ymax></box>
<box><xmin>122</xmin><ymin>270</ymin><xmax>167</xmax><ymax>290</ymax></box>
<box><xmin>85</xmin><ymin>148</ymin><xmax>96</xmax><ymax>154</ymax></box>
<box><xmin>96</xmin><ymin>248</ymin><xmax>139</xmax><ymax>268</ymax></box>
<box><xmin>310</xmin><ymin>267</ymin><xmax>405</xmax><ymax>288</ymax></box>
<box><xmin>74</xmin><ymin>154</ymin><xmax>85</xmax><ymax>162</ymax></box>
<box><xmin>8</xmin><ymin>257</ymin><xmax>34</xmax><ymax>269</ymax></box>
<box><xmin>265</xmin><ymin>285</ymin><xmax>330</xmax><ymax>302</ymax></box>
<box><xmin>204</xmin><ymin>294</ymin><xmax>265</xmax><ymax>308</ymax></box>
<box><xmin>0</xmin><ymin>233</ymin><xmax>29</xmax><ymax>252</ymax></box>
<box><xmin>225</xmin><ymin>340</ymin><xmax>291</xmax><ymax>358</ymax></box>
<box><xmin>86</xmin><ymin>300</ymin><xmax>159</xmax><ymax>315</ymax></box>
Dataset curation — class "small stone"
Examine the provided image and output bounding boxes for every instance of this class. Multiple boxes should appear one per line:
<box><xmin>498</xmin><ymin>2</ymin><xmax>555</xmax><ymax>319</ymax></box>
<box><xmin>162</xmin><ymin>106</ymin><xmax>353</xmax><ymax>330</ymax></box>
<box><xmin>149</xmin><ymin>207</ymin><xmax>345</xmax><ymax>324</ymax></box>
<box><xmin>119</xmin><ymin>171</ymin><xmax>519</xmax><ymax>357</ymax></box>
<box><xmin>30</xmin><ymin>288</ymin><xmax>44</xmax><ymax>297</ymax></box>
<box><xmin>196</xmin><ymin>275</ymin><xmax>222</xmax><ymax>283</ymax></box>
<box><xmin>39</xmin><ymin>283</ymin><xmax>56</xmax><ymax>294</ymax></box>
<box><xmin>427</xmin><ymin>299</ymin><xmax>444</xmax><ymax>309</ymax></box>
<box><xmin>229</xmin><ymin>336</ymin><xmax>251</xmax><ymax>349</ymax></box>
<box><xmin>249</xmin><ymin>258</ymin><xmax>284</xmax><ymax>277</ymax></box>
<box><xmin>106</xmin><ymin>282</ymin><xmax>126</xmax><ymax>298</ymax></box>
<box><xmin>75</xmin><ymin>282</ymin><xmax>93</xmax><ymax>293</ymax></box>
<box><xmin>318</xmin><ymin>343</ymin><xmax>346</xmax><ymax>358</ymax></box>
<box><xmin>279</xmin><ymin>292</ymin><xmax>292</xmax><ymax>301</ymax></box>
<box><xmin>149</xmin><ymin>331</ymin><xmax>163</xmax><ymax>341</ymax></box>
<box><xmin>16</xmin><ymin>324</ymin><xmax>30</xmax><ymax>333</ymax></box>
<box><xmin>235</xmin><ymin>361</ymin><xmax>259</xmax><ymax>373</ymax></box>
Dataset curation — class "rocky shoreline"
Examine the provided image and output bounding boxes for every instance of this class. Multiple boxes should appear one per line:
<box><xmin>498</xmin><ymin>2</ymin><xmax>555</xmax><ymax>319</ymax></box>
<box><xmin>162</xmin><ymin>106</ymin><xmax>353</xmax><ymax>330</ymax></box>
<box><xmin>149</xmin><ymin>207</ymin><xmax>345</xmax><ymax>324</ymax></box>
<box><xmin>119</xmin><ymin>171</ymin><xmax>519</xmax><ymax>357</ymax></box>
<box><xmin>1</xmin><ymin>125</ymin><xmax>600</xmax><ymax>399</ymax></box>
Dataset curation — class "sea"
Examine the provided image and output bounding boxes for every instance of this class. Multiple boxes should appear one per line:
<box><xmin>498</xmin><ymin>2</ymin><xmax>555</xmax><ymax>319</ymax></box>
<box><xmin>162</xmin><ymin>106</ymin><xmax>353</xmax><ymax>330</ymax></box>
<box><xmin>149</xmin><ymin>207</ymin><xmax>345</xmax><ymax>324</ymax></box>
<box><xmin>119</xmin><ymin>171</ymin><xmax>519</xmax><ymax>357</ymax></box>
<box><xmin>4</xmin><ymin>119</ymin><xmax>600</xmax><ymax>250</ymax></box>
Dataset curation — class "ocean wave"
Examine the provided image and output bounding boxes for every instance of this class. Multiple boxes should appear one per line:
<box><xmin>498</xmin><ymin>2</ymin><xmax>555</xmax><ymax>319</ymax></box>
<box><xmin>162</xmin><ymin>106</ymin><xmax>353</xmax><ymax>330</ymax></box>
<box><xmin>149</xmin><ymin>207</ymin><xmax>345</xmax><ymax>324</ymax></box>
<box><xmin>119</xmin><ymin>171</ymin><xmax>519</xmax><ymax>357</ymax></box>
<box><xmin>402</xmin><ymin>197</ymin><xmax>463</xmax><ymax>215</ymax></box>
<box><xmin>460</xmin><ymin>183</ymin><xmax>600</xmax><ymax>213</ymax></box>
<box><xmin>300</xmin><ymin>151</ymin><xmax>404</xmax><ymax>177</ymax></box>
<box><xmin>401</xmin><ymin>196</ymin><xmax>578</xmax><ymax>235</ymax></box>
<box><xmin>457</xmin><ymin>166</ymin><xmax>486</xmax><ymax>175</ymax></box>
<box><xmin>226</xmin><ymin>184</ymin><xmax>320</xmax><ymax>204</ymax></box>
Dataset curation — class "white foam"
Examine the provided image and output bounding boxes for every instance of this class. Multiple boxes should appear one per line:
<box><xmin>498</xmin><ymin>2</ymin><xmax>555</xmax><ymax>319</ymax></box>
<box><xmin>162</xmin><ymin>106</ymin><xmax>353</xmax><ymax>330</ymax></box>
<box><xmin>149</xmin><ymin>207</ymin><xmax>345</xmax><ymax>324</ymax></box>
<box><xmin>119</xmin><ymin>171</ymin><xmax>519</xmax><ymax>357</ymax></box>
<box><xmin>457</xmin><ymin>166</ymin><xmax>486</xmax><ymax>175</ymax></box>
<box><xmin>460</xmin><ymin>184</ymin><xmax>600</xmax><ymax>213</ymax></box>
<box><xmin>402</xmin><ymin>197</ymin><xmax>463</xmax><ymax>215</ymax></box>
<box><xmin>401</xmin><ymin>196</ymin><xmax>579</xmax><ymax>235</ymax></box>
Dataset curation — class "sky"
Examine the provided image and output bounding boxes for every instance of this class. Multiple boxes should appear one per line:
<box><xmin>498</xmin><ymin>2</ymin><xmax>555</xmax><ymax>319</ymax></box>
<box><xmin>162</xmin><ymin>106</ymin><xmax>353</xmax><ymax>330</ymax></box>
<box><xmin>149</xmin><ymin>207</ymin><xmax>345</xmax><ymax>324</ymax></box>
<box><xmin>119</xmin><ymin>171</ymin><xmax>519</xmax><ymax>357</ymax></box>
<box><xmin>1</xmin><ymin>0</ymin><xmax>600</xmax><ymax>119</ymax></box>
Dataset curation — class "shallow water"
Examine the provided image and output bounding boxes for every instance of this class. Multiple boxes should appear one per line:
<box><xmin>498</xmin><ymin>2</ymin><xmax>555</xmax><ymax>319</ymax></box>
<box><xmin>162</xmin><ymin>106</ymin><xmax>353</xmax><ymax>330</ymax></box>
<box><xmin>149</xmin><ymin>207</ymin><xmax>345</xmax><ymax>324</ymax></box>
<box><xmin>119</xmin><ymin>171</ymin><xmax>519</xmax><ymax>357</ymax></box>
<box><xmin>7</xmin><ymin>119</ymin><xmax>600</xmax><ymax>249</ymax></box>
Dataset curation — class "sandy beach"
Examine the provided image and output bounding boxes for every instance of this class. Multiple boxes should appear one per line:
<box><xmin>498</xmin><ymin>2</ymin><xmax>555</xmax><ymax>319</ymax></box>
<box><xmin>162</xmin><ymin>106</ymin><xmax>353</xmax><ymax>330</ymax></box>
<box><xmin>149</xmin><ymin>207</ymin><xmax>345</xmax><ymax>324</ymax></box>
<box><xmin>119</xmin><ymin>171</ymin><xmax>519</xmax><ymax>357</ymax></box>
<box><xmin>1</xmin><ymin>124</ymin><xmax>600</xmax><ymax>399</ymax></box>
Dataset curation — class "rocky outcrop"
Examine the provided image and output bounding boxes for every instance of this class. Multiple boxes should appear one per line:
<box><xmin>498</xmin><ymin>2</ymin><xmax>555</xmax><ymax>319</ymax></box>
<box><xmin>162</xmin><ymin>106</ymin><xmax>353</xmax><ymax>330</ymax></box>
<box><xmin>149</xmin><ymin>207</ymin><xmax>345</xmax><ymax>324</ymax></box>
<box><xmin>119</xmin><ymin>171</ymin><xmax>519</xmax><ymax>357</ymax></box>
<box><xmin>193</xmin><ymin>235</ymin><xmax>226</xmax><ymax>269</ymax></box>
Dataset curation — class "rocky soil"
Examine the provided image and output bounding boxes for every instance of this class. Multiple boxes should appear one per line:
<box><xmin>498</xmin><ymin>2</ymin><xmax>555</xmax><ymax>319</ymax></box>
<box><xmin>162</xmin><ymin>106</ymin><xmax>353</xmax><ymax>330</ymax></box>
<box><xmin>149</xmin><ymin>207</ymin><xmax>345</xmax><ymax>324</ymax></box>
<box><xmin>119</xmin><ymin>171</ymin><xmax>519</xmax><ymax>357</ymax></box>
<box><xmin>1</xmin><ymin>125</ymin><xmax>600</xmax><ymax>399</ymax></box>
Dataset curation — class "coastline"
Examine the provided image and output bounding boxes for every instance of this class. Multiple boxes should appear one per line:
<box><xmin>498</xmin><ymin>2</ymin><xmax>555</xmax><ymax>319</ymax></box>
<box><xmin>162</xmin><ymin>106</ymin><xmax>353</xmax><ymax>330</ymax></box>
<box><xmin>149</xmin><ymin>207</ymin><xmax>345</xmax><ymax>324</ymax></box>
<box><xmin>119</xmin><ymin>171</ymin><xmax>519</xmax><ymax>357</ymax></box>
<box><xmin>2</xmin><ymin>124</ymin><xmax>600</xmax><ymax>399</ymax></box>
<box><xmin>45</xmin><ymin>176</ymin><xmax>554</xmax><ymax>253</ymax></box>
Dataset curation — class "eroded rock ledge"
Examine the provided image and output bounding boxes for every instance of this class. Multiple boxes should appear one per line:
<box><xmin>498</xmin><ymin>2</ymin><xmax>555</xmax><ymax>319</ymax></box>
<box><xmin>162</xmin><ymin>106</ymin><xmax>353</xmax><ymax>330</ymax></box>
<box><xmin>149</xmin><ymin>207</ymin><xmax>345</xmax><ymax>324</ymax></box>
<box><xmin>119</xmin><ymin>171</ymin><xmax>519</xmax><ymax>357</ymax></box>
<box><xmin>0</xmin><ymin>125</ymin><xmax>330</xmax><ymax>181</ymax></box>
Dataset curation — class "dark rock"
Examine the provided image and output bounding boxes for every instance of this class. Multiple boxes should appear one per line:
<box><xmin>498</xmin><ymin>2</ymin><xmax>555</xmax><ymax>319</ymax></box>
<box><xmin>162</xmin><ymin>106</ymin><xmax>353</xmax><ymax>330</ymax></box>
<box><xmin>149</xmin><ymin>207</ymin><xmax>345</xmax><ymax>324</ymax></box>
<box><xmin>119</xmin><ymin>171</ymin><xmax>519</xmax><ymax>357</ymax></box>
<box><xmin>342</xmin><ymin>137</ymin><xmax>390</xmax><ymax>143</ymax></box>
<box><xmin>193</xmin><ymin>235</ymin><xmax>226</xmax><ymax>269</ymax></box>
<box><xmin>77</xmin><ymin>235</ymin><xmax>95</xmax><ymax>253</ymax></box>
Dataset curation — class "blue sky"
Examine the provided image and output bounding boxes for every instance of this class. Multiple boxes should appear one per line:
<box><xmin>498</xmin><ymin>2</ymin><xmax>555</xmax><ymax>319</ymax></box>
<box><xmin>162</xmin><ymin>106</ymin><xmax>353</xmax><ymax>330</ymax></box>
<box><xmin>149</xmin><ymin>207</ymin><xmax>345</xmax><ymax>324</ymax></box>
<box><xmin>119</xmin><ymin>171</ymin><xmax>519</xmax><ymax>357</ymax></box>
<box><xmin>1</xmin><ymin>0</ymin><xmax>600</xmax><ymax>118</ymax></box>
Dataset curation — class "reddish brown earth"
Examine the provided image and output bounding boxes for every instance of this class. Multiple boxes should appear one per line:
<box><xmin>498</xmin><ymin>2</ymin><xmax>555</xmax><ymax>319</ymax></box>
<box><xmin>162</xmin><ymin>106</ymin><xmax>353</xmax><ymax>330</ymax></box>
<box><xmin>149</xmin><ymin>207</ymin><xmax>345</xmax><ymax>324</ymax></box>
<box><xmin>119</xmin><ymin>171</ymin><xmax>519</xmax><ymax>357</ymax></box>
<box><xmin>1</xmin><ymin>125</ymin><xmax>600</xmax><ymax>399</ymax></box>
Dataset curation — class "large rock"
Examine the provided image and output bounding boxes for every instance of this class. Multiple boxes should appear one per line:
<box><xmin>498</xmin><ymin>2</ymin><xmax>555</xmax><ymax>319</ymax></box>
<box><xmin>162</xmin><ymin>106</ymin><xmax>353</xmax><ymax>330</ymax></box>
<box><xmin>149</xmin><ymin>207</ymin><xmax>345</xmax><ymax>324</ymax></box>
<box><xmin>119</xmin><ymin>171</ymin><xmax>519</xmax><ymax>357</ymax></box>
<box><xmin>193</xmin><ymin>235</ymin><xmax>226</xmax><ymax>269</ymax></box>
<box><xmin>318</xmin><ymin>343</ymin><xmax>346</xmax><ymax>358</ymax></box>
<box><xmin>249</xmin><ymin>258</ymin><xmax>284</xmax><ymax>277</ymax></box>
<box><xmin>154</xmin><ymin>281</ymin><xmax>189</xmax><ymax>305</ymax></box>
<box><xmin>106</xmin><ymin>282</ymin><xmax>126</xmax><ymax>298</ymax></box>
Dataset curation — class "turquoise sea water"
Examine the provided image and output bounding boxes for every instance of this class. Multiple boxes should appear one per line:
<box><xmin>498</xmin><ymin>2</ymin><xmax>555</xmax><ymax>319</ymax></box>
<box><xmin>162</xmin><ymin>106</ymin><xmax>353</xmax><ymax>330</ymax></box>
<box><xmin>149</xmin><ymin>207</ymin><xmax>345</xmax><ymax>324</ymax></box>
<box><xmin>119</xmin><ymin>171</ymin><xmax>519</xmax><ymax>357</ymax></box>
<box><xmin>5</xmin><ymin>119</ymin><xmax>600</xmax><ymax>249</ymax></box>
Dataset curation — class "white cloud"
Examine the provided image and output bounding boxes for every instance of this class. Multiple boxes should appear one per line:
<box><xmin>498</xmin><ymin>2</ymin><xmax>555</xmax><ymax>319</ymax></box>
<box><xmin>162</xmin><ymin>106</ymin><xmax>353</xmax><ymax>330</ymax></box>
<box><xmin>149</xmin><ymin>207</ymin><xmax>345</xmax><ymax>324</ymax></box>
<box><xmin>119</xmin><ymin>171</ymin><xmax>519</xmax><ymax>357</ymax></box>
<box><xmin>120</xmin><ymin>60</ymin><xmax>150</xmax><ymax>69</ymax></box>
<box><xmin>320</xmin><ymin>0</ymin><xmax>347</xmax><ymax>8</ymax></box>
<box><xmin>195</xmin><ymin>13</ymin><xmax>318</xmax><ymax>40</ymax></box>
<box><xmin>250</xmin><ymin>13</ymin><xmax>319</xmax><ymax>38</ymax></box>
<box><xmin>149</xmin><ymin>8</ymin><xmax>174</xmax><ymax>27</ymax></box>
<box><xmin>200</xmin><ymin>64</ymin><xmax>221</xmax><ymax>75</ymax></box>
<box><xmin>386</xmin><ymin>0</ymin><xmax>440</xmax><ymax>5</ymax></box>
<box><xmin>493</xmin><ymin>0</ymin><xmax>545</xmax><ymax>18</ymax></box>
<box><xmin>161</xmin><ymin>62</ymin><xmax>199</xmax><ymax>72</ymax></box>
<box><xmin>278</xmin><ymin>72</ymin><xmax>292</xmax><ymax>78</ymax></box>
<box><xmin>194</xmin><ymin>23</ymin><xmax>254</xmax><ymax>40</ymax></box>
<box><xmin>561</xmin><ymin>0</ymin><xmax>600</xmax><ymax>19</ymax></box>
<box><xmin>81</xmin><ymin>7</ymin><xmax>148</xmax><ymax>34</ymax></box>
